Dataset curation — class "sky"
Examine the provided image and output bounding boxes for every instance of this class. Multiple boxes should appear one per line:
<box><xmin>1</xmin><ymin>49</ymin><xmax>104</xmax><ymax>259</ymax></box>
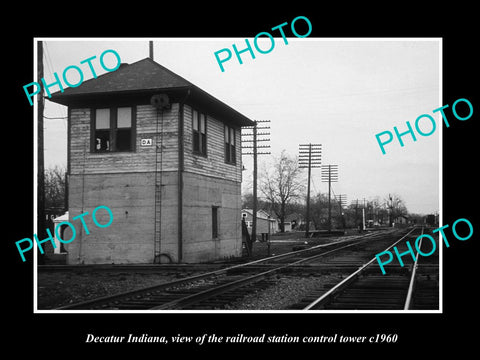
<box><xmin>39</xmin><ymin>38</ymin><xmax>441</xmax><ymax>215</ymax></box>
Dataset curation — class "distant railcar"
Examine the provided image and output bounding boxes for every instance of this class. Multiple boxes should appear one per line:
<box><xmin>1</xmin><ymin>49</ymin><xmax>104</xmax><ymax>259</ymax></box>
<box><xmin>425</xmin><ymin>214</ymin><xmax>437</xmax><ymax>227</ymax></box>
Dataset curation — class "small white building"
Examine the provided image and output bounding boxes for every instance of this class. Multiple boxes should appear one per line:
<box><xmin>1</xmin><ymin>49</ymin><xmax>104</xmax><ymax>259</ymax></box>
<box><xmin>241</xmin><ymin>209</ymin><xmax>278</xmax><ymax>236</ymax></box>
<box><xmin>394</xmin><ymin>214</ymin><xmax>410</xmax><ymax>225</ymax></box>
<box><xmin>52</xmin><ymin>212</ymin><xmax>69</xmax><ymax>254</ymax></box>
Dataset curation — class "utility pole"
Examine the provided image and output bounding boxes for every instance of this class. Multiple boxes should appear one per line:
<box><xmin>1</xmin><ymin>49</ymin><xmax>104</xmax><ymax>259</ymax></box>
<box><xmin>37</xmin><ymin>40</ymin><xmax>46</xmax><ymax>264</ymax></box>
<box><xmin>298</xmin><ymin>143</ymin><xmax>321</xmax><ymax>237</ymax></box>
<box><xmin>337</xmin><ymin>194</ymin><xmax>347</xmax><ymax>232</ymax></box>
<box><xmin>242</xmin><ymin>120</ymin><xmax>270</xmax><ymax>255</ymax></box>
<box><xmin>351</xmin><ymin>199</ymin><xmax>359</xmax><ymax>231</ymax></box>
<box><xmin>362</xmin><ymin>207</ymin><xmax>366</xmax><ymax>231</ymax></box>
<box><xmin>388</xmin><ymin>193</ymin><xmax>393</xmax><ymax>227</ymax></box>
<box><xmin>321</xmin><ymin>164</ymin><xmax>338</xmax><ymax>232</ymax></box>
<box><xmin>363</xmin><ymin>197</ymin><xmax>367</xmax><ymax>230</ymax></box>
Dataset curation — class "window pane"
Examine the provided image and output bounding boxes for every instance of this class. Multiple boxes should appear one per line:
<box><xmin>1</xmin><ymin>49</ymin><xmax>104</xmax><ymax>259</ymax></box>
<box><xmin>96</xmin><ymin>108</ymin><xmax>110</xmax><ymax>129</ymax></box>
<box><xmin>231</xmin><ymin>144</ymin><xmax>236</xmax><ymax>163</ymax></box>
<box><xmin>116</xmin><ymin>129</ymin><xmax>131</xmax><ymax>151</ymax></box>
<box><xmin>200</xmin><ymin>114</ymin><xmax>205</xmax><ymax>133</ymax></box>
<box><xmin>95</xmin><ymin>130</ymin><xmax>110</xmax><ymax>151</ymax></box>
<box><xmin>193</xmin><ymin>132</ymin><xmax>200</xmax><ymax>152</ymax></box>
<box><xmin>201</xmin><ymin>133</ymin><xmax>207</xmax><ymax>154</ymax></box>
<box><xmin>117</xmin><ymin>107</ymin><xmax>131</xmax><ymax>128</ymax></box>
<box><xmin>192</xmin><ymin>110</ymin><xmax>198</xmax><ymax>130</ymax></box>
<box><xmin>212</xmin><ymin>207</ymin><xmax>218</xmax><ymax>238</ymax></box>
<box><xmin>230</xmin><ymin>128</ymin><xmax>235</xmax><ymax>145</ymax></box>
<box><xmin>225</xmin><ymin>126</ymin><xmax>228</xmax><ymax>142</ymax></box>
<box><xmin>225</xmin><ymin>143</ymin><xmax>230</xmax><ymax>162</ymax></box>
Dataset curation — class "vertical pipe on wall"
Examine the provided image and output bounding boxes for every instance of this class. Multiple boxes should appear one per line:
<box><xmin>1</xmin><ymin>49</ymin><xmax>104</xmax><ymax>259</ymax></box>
<box><xmin>178</xmin><ymin>89</ymin><xmax>191</xmax><ymax>262</ymax></box>
<box><xmin>153</xmin><ymin>107</ymin><xmax>164</xmax><ymax>263</ymax></box>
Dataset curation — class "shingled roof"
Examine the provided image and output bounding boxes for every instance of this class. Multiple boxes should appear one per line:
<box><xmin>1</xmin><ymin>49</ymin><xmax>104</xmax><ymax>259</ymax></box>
<box><xmin>49</xmin><ymin>57</ymin><xmax>254</xmax><ymax>127</ymax></box>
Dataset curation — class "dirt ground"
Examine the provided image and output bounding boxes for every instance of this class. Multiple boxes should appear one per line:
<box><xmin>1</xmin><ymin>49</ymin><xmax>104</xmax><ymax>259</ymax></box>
<box><xmin>37</xmin><ymin>271</ymin><xmax>185</xmax><ymax>309</ymax></box>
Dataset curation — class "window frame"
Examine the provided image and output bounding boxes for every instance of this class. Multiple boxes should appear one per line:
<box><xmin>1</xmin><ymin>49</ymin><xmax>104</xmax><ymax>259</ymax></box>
<box><xmin>192</xmin><ymin>109</ymin><xmax>207</xmax><ymax>157</ymax></box>
<box><xmin>91</xmin><ymin>106</ymin><xmax>136</xmax><ymax>153</ymax></box>
<box><xmin>224</xmin><ymin>124</ymin><xmax>236</xmax><ymax>165</ymax></box>
<box><xmin>212</xmin><ymin>206</ymin><xmax>219</xmax><ymax>239</ymax></box>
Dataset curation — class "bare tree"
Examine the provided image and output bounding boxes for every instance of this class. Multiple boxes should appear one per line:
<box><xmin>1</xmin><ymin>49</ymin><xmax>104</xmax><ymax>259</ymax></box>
<box><xmin>385</xmin><ymin>193</ymin><xmax>408</xmax><ymax>226</ymax></box>
<box><xmin>44</xmin><ymin>165</ymin><xmax>67</xmax><ymax>212</ymax></box>
<box><xmin>260</xmin><ymin>150</ymin><xmax>305</xmax><ymax>232</ymax></box>
<box><xmin>241</xmin><ymin>192</ymin><xmax>268</xmax><ymax>212</ymax></box>
<box><xmin>310</xmin><ymin>192</ymin><xmax>329</xmax><ymax>229</ymax></box>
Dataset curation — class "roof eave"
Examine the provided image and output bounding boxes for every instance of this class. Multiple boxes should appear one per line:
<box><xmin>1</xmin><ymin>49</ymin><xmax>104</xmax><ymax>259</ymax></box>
<box><xmin>50</xmin><ymin>86</ymin><xmax>255</xmax><ymax>127</ymax></box>
<box><xmin>189</xmin><ymin>86</ymin><xmax>255</xmax><ymax>127</ymax></box>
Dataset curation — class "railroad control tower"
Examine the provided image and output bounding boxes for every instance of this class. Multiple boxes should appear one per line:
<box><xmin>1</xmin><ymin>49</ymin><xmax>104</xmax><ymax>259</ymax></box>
<box><xmin>50</xmin><ymin>58</ymin><xmax>254</xmax><ymax>264</ymax></box>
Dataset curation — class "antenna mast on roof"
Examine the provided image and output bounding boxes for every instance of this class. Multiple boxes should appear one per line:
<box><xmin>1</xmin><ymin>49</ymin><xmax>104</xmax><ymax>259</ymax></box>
<box><xmin>149</xmin><ymin>41</ymin><xmax>154</xmax><ymax>60</ymax></box>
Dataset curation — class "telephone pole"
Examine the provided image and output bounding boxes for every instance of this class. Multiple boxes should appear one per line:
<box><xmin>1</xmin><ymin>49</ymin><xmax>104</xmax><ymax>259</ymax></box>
<box><xmin>37</xmin><ymin>40</ymin><xmax>46</xmax><ymax>264</ymax></box>
<box><xmin>337</xmin><ymin>194</ymin><xmax>347</xmax><ymax>232</ymax></box>
<box><xmin>351</xmin><ymin>199</ymin><xmax>361</xmax><ymax>231</ymax></box>
<box><xmin>242</xmin><ymin>120</ymin><xmax>270</xmax><ymax>255</ymax></box>
<box><xmin>321</xmin><ymin>164</ymin><xmax>338</xmax><ymax>232</ymax></box>
<box><xmin>298</xmin><ymin>143</ymin><xmax>321</xmax><ymax>237</ymax></box>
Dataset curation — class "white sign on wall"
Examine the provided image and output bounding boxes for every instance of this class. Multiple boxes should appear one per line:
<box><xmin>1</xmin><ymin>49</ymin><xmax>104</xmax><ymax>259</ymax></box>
<box><xmin>140</xmin><ymin>138</ymin><xmax>153</xmax><ymax>146</ymax></box>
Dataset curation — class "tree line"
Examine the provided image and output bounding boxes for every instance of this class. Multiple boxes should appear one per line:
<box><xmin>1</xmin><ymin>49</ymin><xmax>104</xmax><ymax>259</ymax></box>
<box><xmin>45</xmin><ymin>151</ymin><xmax>423</xmax><ymax>233</ymax></box>
<box><xmin>243</xmin><ymin>150</ymin><xmax>423</xmax><ymax>232</ymax></box>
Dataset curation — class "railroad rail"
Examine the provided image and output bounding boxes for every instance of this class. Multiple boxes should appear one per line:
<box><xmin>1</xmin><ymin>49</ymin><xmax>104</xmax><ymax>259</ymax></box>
<box><xmin>56</xmin><ymin>229</ymin><xmax>401</xmax><ymax>310</ymax></box>
<box><xmin>300</xmin><ymin>226</ymin><xmax>439</xmax><ymax>310</ymax></box>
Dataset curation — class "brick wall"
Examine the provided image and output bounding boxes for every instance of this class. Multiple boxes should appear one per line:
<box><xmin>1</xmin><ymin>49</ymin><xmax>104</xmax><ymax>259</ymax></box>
<box><xmin>182</xmin><ymin>172</ymin><xmax>242</xmax><ymax>263</ymax></box>
<box><xmin>64</xmin><ymin>171</ymin><xmax>179</xmax><ymax>264</ymax></box>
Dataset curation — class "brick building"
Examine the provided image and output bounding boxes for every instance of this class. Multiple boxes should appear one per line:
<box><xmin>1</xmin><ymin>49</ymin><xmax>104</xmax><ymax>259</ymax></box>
<box><xmin>50</xmin><ymin>57</ymin><xmax>254</xmax><ymax>264</ymax></box>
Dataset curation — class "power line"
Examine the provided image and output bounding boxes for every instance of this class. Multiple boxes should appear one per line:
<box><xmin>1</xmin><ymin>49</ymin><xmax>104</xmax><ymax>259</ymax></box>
<box><xmin>310</xmin><ymin>174</ymin><xmax>318</xmax><ymax>196</ymax></box>
<box><xmin>43</xmin><ymin>42</ymin><xmax>68</xmax><ymax>126</ymax></box>
<box><xmin>43</xmin><ymin>42</ymin><xmax>55</xmax><ymax>81</ymax></box>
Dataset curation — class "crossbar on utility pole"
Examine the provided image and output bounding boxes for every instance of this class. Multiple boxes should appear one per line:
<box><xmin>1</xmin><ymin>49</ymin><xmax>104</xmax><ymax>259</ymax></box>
<box><xmin>321</xmin><ymin>164</ymin><xmax>338</xmax><ymax>232</ymax></box>
<box><xmin>242</xmin><ymin>120</ymin><xmax>271</xmax><ymax>256</ymax></box>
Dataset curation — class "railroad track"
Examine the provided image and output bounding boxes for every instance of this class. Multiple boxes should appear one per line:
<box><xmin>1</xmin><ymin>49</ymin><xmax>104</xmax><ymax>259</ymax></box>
<box><xmin>56</xmin><ymin>229</ymin><xmax>402</xmax><ymax>310</ymax></box>
<box><xmin>296</xmin><ymin>226</ymin><xmax>439</xmax><ymax>310</ymax></box>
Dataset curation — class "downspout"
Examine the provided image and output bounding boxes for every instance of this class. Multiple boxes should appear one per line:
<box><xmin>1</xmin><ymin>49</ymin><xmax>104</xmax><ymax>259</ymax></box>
<box><xmin>178</xmin><ymin>88</ymin><xmax>191</xmax><ymax>263</ymax></box>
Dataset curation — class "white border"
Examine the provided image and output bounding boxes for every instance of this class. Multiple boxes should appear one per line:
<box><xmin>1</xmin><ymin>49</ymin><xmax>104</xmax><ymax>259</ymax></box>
<box><xmin>33</xmin><ymin>37</ymin><xmax>443</xmax><ymax>314</ymax></box>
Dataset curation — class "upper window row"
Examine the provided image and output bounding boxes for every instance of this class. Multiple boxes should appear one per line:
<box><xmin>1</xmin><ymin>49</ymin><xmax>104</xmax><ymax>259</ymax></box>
<box><xmin>90</xmin><ymin>106</ymin><xmax>237</xmax><ymax>165</ymax></box>
<box><xmin>192</xmin><ymin>109</ymin><xmax>236</xmax><ymax>164</ymax></box>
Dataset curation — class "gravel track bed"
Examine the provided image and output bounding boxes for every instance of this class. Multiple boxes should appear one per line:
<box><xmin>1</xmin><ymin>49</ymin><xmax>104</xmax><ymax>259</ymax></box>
<box><xmin>225</xmin><ymin>274</ymin><xmax>342</xmax><ymax>310</ymax></box>
<box><xmin>37</xmin><ymin>232</ymin><xmax>366</xmax><ymax>310</ymax></box>
<box><xmin>37</xmin><ymin>271</ymin><xmax>196</xmax><ymax>309</ymax></box>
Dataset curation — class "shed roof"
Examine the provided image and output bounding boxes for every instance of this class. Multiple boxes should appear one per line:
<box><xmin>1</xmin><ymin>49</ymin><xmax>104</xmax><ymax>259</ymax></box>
<box><xmin>53</xmin><ymin>211</ymin><xmax>69</xmax><ymax>222</ymax></box>
<box><xmin>49</xmin><ymin>57</ymin><xmax>255</xmax><ymax>127</ymax></box>
<box><xmin>242</xmin><ymin>209</ymin><xmax>276</xmax><ymax>221</ymax></box>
